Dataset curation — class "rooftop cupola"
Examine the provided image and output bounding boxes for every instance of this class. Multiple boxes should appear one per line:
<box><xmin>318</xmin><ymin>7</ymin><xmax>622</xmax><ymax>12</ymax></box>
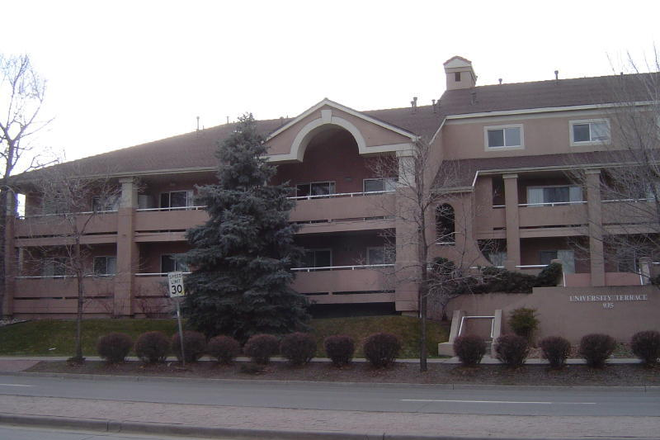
<box><xmin>443</xmin><ymin>56</ymin><xmax>477</xmax><ymax>90</ymax></box>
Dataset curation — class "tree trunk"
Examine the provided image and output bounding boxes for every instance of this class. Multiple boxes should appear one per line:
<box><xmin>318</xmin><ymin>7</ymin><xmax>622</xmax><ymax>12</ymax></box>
<box><xmin>73</xmin><ymin>240</ymin><xmax>84</xmax><ymax>363</ymax></box>
<box><xmin>0</xmin><ymin>188</ymin><xmax>6</xmax><ymax>318</ymax></box>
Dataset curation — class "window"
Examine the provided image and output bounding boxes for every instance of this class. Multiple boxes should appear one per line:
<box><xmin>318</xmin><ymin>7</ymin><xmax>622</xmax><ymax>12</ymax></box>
<box><xmin>488</xmin><ymin>252</ymin><xmax>507</xmax><ymax>267</ymax></box>
<box><xmin>302</xmin><ymin>249</ymin><xmax>332</xmax><ymax>267</ymax></box>
<box><xmin>539</xmin><ymin>250</ymin><xmax>575</xmax><ymax>273</ymax></box>
<box><xmin>296</xmin><ymin>181</ymin><xmax>336</xmax><ymax>198</ymax></box>
<box><xmin>526</xmin><ymin>185</ymin><xmax>582</xmax><ymax>206</ymax></box>
<box><xmin>436</xmin><ymin>204</ymin><xmax>455</xmax><ymax>244</ymax></box>
<box><xmin>570</xmin><ymin>119</ymin><xmax>610</xmax><ymax>145</ymax></box>
<box><xmin>93</xmin><ymin>256</ymin><xmax>117</xmax><ymax>275</ymax></box>
<box><xmin>367</xmin><ymin>247</ymin><xmax>393</xmax><ymax>265</ymax></box>
<box><xmin>93</xmin><ymin>195</ymin><xmax>119</xmax><ymax>212</ymax></box>
<box><xmin>454</xmin><ymin>72</ymin><xmax>461</xmax><ymax>82</ymax></box>
<box><xmin>485</xmin><ymin>125</ymin><xmax>523</xmax><ymax>149</ymax></box>
<box><xmin>42</xmin><ymin>258</ymin><xmax>66</xmax><ymax>277</ymax></box>
<box><xmin>160</xmin><ymin>190</ymin><xmax>194</xmax><ymax>209</ymax></box>
<box><xmin>161</xmin><ymin>254</ymin><xmax>188</xmax><ymax>273</ymax></box>
<box><xmin>363</xmin><ymin>178</ymin><xmax>396</xmax><ymax>193</ymax></box>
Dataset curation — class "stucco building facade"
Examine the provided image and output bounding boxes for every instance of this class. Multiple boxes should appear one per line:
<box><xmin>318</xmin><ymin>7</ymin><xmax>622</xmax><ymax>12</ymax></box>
<box><xmin>5</xmin><ymin>57</ymin><xmax>660</xmax><ymax>341</ymax></box>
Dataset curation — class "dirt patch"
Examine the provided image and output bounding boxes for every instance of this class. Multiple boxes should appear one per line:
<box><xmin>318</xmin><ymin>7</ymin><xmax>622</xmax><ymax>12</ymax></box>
<box><xmin>26</xmin><ymin>359</ymin><xmax>660</xmax><ymax>387</ymax></box>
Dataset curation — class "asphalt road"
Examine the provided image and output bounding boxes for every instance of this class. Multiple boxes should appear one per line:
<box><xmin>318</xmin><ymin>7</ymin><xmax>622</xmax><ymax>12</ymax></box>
<box><xmin>0</xmin><ymin>373</ymin><xmax>658</xmax><ymax>417</ymax></box>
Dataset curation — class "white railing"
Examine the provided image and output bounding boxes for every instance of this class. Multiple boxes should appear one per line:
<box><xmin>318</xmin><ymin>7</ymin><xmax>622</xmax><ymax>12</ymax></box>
<box><xmin>515</xmin><ymin>264</ymin><xmax>547</xmax><ymax>269</ymax></box>
<box><xmin>291</xmin><ymin>263</ymin><xmax>394</xmax><ymax>273</ymax></box>
<box><xmin>135</xmin><ymin>272</ymin><xmax>192</xmax><ymax>277</ymax></box>
<box><xmin>21</xmin><ymin>209</ymin><xmax>119</xmax><ymax>219</ymax></box>
<box><xmin>288</xmin><ymin>190</ymin><xmax>394</xmax><ymax>201</ymax></box>
<box><xmin>136</xmin><ymin>206</ymin><xmax>206</xmax><ymax>212</ymax></box>
<box><xmin>15</xmin><ymin>274</ymin><xmax>115</xmax><ymax>279</ymax></box>
<box><xmin>492</xmin><ymin>201</ymin><xmax>587</xmax><ymax>209</ymax></box>
<box><xmin>518</xmin><ymin>200</ymin><xmax>587</xmax><ymax>208</ymax></box>
<box><xmin>602</xmin><ymin>198</ymin><xmax>654</xmax><ymax>203</ymax></box>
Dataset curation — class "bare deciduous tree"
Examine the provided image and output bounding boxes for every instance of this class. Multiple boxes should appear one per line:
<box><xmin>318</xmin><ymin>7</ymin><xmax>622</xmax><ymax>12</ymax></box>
<box><xmin>0</xmin><ymin>53</ymin><xmax>52</xmax><ymax>316</ymax></box>
<box><xmin>24</xmin><ymin>167</ymin><xmax>119</xmax><ymax>363</ymax></box>
<box><xmin>571</xmin><ymin>57</ymin><xmax>660</xmax><ymax>280</ymax></box>
<box><xmin>371</xmin><ymin>140</ymin><xmax>491</xmax><ymax>371</ymax></box>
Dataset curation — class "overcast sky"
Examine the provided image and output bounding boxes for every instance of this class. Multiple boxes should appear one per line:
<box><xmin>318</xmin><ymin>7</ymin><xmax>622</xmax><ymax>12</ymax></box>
<box><xmin>2</xmin><ymin>0</ymin><xmax>660</xmax><ymax>163</ymax></box>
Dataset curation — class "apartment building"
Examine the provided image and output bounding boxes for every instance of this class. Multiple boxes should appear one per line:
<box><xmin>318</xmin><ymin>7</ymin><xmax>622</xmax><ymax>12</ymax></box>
<box><xmin>5</xmin><ymin>57</ymin><xmax>660</xmax><ymax>340</ymax></box>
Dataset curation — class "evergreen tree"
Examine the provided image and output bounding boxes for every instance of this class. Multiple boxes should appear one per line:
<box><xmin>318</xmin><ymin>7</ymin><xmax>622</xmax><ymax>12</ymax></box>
<box><xmin>183</xmin><ymin>114</ymin><xmax>309</xmax><ymax>342</ymax></box>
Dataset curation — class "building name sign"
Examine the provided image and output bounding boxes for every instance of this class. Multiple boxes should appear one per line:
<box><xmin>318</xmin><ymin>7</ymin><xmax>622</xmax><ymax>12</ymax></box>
<box><xmin>569</xmin><ymin>294</ymin><xmax>648</xmax><ymax>309</ymax></box>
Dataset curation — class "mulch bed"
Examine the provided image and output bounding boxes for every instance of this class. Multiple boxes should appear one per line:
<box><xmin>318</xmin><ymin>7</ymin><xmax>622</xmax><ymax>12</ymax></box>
<box><xmin>26</xmin><ymin>360</ymin><xmax>660</xmax><ymax>387</ymax></box>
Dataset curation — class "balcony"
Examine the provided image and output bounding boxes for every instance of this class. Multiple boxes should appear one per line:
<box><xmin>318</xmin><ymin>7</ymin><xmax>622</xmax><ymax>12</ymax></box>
<box><xmin>12</xmin><ymin>275</ymin><xmax>115</xmax><ymax>315</ymax></box>
<box><xmin>135</xmin><ymin>206</ymin><xmax>207</xmax><ymax>240</ymax></box>
<box><xmin>290</xmin><ymin>191</ymin><xmax>395</xmax><ymax>233</ymax></box>
<box><xmin>291</xmin><ymin>264</ymin><xmax>395</xmax><ymax>303</ymax></box>
<box><xmin>14</xmin><ymin>211</ymin><xmax>119</xmax><ymax>244</ymax></box>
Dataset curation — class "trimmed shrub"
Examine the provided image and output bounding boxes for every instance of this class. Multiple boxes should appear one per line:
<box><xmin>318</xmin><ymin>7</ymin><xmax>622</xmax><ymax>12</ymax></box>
<box><xmin>324</xmin><ymin>335</ymin><xmax>356</xmax><ymax>366</ymax></box>
<box><xmin>207</xmin><ymin>335</ymin><xmax>241</xmax><ymax>364</ymax></box>
<box><xmin>631</xmin><ymin>330</ymin><xmax>660</xmax><ymax>366</ymax></box>
<box><xmin>280</xmin><ymin>332</ymin><xmax>317</xmax><ymax>366</ymax></box>
<box><xmin>363</xmin><ymin>332</ymin><xmax>401</xmax><ymax>368</ymax></box>
<box><xmin>495</xmin><ymin>334</ymin><xmax>529</xmax><ymax>368</ymax></box>
<box><xmin>539</xmin><ymin>336</ymin><xmax>571</xmax><ymax>369</ymax></box>
<box><xmin>453</xmin><ymin>335</ymin><xmax>487</xmax><ymax>367</ymax></box>
<box><xmin>172</xmin><ymin>330</ymin><xmax>207</xmax><ymax>363</ymax></box>
<box><xmin>244</xmin><ymin>334</ymin><xmax>279</xmax><ymax>365</ymax></box>
<box><xmin>534</xmin><ymin>262</ymin><xmax>563</xmax><ymax>287</ymax></box>
<box><xmin>135</xmin><ymin>331</ymin><xmax>170</xmax><ymax>364</ymax></box>
<box><xmin>579</xmin><ymin>333</ymin><xmax>616</xmax><ymax>368</ymax></box>
<box><xmin>508</xmin><ymin>308</ymin><xmax>539</xmax><ymax>342</ymax></box>
<box><xmin>96</xmin><ymin>332</ymin><xmax>133</xmax><ymax>364</ymax></box>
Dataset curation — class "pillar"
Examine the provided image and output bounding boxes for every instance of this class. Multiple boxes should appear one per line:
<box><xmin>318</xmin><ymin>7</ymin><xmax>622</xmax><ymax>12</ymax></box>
<box><xmin>115</xmin><ymin>177</ymin><xmax>139</xmax><ymax>316</ymax></box>
<box><xmin>586</xmin><ymin>170</ymin><xmax>605</xmax><ymax>286</ymax></box>
<box><xmin>503</xmin><ymin>174</ymin><xmax>521</xmax><ymax>271</ymax></box>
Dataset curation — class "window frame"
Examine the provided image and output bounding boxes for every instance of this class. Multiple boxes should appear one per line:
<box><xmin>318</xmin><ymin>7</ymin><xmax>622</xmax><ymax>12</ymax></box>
<box><xmin>484</xmin><ymin>124</ymin><xmax>524</xmax><ymax>151</ymax></box>
<box><xmin>569</xmin><ymin>119</ymin><xmax>610</xmax><ymax>146</ymax></box>
<box><xmin>363</xmin><ymin>178</ymin><xmax>397</xmax><ymax>193</ymax></box>
<box><xmin>295</xmin><ymin>181</ymin><xmax>336</xmax><ymax>198</ymax></box>
<box><xmin>160</xmin><ymin>254</ymin><xmax>188</xmax><ymax>273</ymax></box>
<box><xmin>93</xmin><ymin>255</ymin><xmax>117</xmax><ymax>276</ymax></box>
<box><xmin>159</xmin><ymin>190</ymin><xmax>194</xmax><ymax>209</ymax></box>
<box><xmin>526</xmin><ymin>184</ymin><xmax>583</xmax><ymax>206</ymax></box>
<box><xmin>302</xmin><ymin>248</ymin><xmax>333</xmax><ymax>268</ymax></box>
<box><xmin>42</xmin><ymin>257</ymin><xmax>67</xmax><ymax>277</ymax></box>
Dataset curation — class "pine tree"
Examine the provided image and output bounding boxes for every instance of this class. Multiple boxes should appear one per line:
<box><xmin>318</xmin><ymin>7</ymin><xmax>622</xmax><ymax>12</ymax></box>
<box><xmin>183</xmin><ymin>114</ymin><xmax>309</xmax><ymax>342</ymax></box>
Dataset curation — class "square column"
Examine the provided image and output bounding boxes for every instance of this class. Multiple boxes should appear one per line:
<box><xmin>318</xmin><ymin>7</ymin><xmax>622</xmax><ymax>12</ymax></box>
<box><xmin>503</xmin><ymin>174</ymin><xmax>521</xmax><ymax>271</ymax></box>
<box><xmin>586</xmin><ymin>170</ymin><xmax>605</xmax><ymax>286</ymax></box>
<box><xmin>114</xmin><ymin>177</ymin><xmax>139</xmax><ymax>316</ymax></box>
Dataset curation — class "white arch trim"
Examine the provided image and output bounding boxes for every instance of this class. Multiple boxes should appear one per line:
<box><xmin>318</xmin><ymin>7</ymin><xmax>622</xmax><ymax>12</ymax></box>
<box><xmin>268</xmin><ymin>112</ymin><xmax>413</xmax><ymax>163</ymax></box>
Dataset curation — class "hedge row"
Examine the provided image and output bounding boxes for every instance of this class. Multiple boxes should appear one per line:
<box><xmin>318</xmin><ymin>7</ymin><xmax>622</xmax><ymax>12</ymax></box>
<box><xmin>96</xmin><ymin>331</ymin><xmax>403</xmax><ymax>368</ymax></box>
<box><xmin>453</xmin><ymin>330</ymin><xmax>660</xmax><ymax>368</ymax></box>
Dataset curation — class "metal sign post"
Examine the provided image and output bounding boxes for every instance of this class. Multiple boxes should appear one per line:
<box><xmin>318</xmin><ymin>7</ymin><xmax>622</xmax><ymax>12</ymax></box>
<box><xmin>168</xmin><ymin>272</ymin><xmax>186</xmax><ymax>367</ymax></box>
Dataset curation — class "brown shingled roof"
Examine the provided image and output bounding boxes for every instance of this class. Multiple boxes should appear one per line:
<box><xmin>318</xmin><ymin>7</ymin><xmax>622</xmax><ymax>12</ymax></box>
<box><xmin>20</xmin><ymin>72</ymin><xmax>658</xmax><ymax>180</ymax></box>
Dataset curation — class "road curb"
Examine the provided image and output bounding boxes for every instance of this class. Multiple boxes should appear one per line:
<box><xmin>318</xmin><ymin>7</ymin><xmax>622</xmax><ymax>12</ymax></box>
<box><xmin>4</xmin><ymin>370</ymin><xmax>659</xmax><ymax>393</ymax></box>
<box><xmin>2</xmin><ymin>413</ymin><xmax>648</xmax><ymax>440</ymax></box>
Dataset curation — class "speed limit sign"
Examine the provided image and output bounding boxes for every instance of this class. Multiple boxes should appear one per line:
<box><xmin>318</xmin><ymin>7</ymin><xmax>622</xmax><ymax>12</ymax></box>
<box><xmin>168</xmin><ymin>272</ymin><xmax>186</xmax><ymax>298</ymax></box>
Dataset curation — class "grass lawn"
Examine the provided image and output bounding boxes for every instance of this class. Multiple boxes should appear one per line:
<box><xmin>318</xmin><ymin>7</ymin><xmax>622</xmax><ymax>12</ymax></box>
<box><xmin>0</xmin><ymin>315</ymin><xmax>449</xmax><ymax>358</ymax></box>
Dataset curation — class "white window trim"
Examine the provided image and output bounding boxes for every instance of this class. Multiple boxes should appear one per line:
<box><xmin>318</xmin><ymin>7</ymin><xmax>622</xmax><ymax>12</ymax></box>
<box><xmin>569</xmin><ymin>119</ymin><xmax>610</xmax><ymax>146</ymax></box>
<box><xmin>484</xmin><ymin>124</ymin><xmax>524</xmax><ymax>151</ymax></box>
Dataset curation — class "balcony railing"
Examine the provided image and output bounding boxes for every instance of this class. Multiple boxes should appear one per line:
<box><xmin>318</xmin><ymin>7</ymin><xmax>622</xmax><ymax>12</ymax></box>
<box><xmin>136</xmin><ymin>205</ymin><xmax>206</xmax><ymax>212</ymax></box>
<box><xmin>291</xmin><ymin>263</ymin><xmax>394</xmax><ymax>272</ymax></box>
<box><xmin>288</xmin><ymin>189</ymin><xmax>395</xmax><ymax>201</ymax></box>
